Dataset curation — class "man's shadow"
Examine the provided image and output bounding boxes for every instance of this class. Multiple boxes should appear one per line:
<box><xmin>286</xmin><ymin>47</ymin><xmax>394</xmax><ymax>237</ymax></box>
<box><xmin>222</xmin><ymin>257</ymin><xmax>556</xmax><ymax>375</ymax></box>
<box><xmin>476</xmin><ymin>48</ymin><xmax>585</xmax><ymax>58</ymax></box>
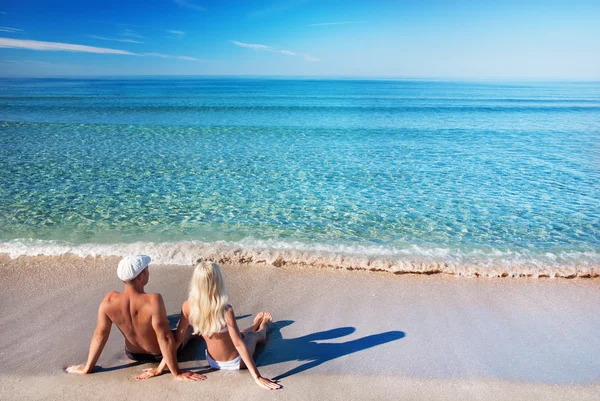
<box><xmin>255</xmin><ymin>320</ymin><xmax>405</xmax><ymax>380</ymax></box>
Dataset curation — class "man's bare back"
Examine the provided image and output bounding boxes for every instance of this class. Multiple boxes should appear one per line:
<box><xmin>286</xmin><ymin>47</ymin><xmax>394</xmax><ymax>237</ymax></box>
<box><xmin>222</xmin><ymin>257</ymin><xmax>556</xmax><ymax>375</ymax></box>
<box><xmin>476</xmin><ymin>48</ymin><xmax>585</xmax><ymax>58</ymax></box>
<box><xmin>101</xmin><ymin>290</ymin><xmax>164</xmax><ymax>355</ymax></box>
<box><xmin>66</xmin><ymin>255</ymin><xmax>205</xmax><ymax>382</ymax></box>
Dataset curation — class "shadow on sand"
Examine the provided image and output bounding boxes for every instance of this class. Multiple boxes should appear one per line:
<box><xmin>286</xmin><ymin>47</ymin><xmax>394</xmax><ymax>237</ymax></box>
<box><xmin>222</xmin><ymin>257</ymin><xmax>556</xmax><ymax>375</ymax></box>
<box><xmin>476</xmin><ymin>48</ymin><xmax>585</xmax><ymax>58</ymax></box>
<box><xmin>92</xmin><ymin>361</ymin><xmax>143</xmax><ymax>373</ymax></box>
<box><xmin>256</xmin><ymin>320</ymin><xmax>406</xmax><ymax>380</ymax></box>
<box><xmin>163</xmin><ymin>315</ymin><xmax>405</xmax><ymax>379</ymax></box>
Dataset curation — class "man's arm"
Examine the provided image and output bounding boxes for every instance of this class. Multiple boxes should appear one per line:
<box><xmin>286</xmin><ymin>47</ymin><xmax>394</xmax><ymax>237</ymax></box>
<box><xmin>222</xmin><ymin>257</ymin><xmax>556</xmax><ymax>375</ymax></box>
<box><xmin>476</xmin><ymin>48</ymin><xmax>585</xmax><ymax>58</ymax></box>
<box><xmin>136</xmin><ymin>303</ymin><xmax>190</xmax><ymax>380</ymax></box>
<box><xmin>150</xmin><ymin>295</ymin><xmax>204</xmax><ymax>382</ymax></box>
<box><xmin>66</xmin><ymin>297</ymin><xmax>112</xmax><ymax>374</ymax></box>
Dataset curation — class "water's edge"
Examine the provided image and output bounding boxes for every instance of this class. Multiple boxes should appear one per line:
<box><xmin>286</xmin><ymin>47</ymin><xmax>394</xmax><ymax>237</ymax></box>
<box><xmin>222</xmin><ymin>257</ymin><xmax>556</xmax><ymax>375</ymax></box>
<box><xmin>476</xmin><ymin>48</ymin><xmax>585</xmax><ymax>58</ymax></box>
<box><xmin>1</xmin><ymin>239</ymin><xmax>597</xmax><ymax>278</ymax></box>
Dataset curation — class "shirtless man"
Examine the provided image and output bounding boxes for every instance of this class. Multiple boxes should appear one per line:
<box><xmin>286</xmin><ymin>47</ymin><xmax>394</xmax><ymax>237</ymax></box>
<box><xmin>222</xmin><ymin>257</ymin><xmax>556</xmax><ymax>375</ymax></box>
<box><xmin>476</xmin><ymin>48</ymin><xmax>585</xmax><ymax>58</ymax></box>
<box><xmin>66</xmin><ymin>255</ymin><xmax>204</xmax><ymax>382</ymax></box>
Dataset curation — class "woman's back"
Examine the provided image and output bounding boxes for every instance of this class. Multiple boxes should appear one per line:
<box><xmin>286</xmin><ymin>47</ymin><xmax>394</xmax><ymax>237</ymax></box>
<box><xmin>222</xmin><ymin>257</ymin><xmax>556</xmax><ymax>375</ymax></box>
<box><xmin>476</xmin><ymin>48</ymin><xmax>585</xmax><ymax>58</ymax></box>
<box><xmin>182</xmin><ymin>301</ymin><xmax>240</xmax><ymax>362</ymax></box>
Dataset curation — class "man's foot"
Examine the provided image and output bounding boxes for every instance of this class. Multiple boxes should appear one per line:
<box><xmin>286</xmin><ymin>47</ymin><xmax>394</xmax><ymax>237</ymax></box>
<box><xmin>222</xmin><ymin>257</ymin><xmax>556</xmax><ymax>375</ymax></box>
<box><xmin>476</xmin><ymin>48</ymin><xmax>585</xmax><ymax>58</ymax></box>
<box><xmin>259</xmin><ymin>312</ymin><xmax>272</xmax><ymax>333</ymax></box>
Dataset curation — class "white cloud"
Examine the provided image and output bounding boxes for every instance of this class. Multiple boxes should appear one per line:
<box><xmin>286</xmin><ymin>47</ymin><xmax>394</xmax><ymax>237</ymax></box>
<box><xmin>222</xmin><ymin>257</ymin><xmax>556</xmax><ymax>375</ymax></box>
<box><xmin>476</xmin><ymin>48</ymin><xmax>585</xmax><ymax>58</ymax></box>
<box><xmin>0</xmin><ymin>37</ymin><xmax>198</xmax><ymax>61</ymax></box>
<box><xmin>0</xmin><ymin>27</ymin><xmax>23</xmax><ymax>33</ymax></box>
<box><xmin>87</xmin><ymin>35</ymin><xmax>143</xmax><ymax>44</ymax></box>
<box><xmin>174</xmin><ymin>0</ymin><xmax>205</xmax><ymax>12</ymax></box>
<box><xmin>230</xmin><ymin>40</ymin><xmax>272</xmax><ymax>51</ymax></box>
<box><xmin>0</xmin><ymin>37</ymin><xmax>137</xmax><ymax>55</ymax></box>
<box><xmin>143</xmin><ymin>52</ymin><xmax>198</xmax><ymax>61</ymax></box>
<box><xmin>231</xmin><ymin>40</ymin><xmax>318</xmax><ymax>62</ymax></box>
<box><xmin>231</xmin><ymin>41</ymin><xmax>293</xmax><ymax>55</ymax></box>
<box><xmin>308</xmin><ymin>21</ymin><xmax>365</xmax><ymax>26</ymax></box>
<box><xmin>166</xmin><ymin>30</ymin><xmax>185</xmax><ymax>36</ymax></box>
<box><xmin>120</xmin><ymin>29</ymin><xmax>143</xmax><ymax>39</ymax></box>
<box><xmin>174</xmin><ymin>56</ymin><xmax>198</xmax><ymax>61</ymax></box>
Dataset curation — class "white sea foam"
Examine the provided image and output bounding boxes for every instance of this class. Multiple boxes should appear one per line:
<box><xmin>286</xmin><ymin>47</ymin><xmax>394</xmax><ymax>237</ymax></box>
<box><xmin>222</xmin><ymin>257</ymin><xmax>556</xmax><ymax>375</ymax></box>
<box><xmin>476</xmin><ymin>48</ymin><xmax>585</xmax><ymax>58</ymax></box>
<box><xmin>0</xmin><ymin>238</ymin><xmax>598</xmax><ymax>278</ymax></box>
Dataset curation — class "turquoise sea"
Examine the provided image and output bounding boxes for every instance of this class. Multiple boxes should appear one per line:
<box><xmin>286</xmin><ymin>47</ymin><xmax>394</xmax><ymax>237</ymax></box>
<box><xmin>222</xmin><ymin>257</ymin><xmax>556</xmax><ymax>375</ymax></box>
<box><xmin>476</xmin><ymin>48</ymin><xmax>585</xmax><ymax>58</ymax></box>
<box><xmin>0</xmin><ymin>78</ymin><xmax>598</xmax><ymax>277</ymax></box>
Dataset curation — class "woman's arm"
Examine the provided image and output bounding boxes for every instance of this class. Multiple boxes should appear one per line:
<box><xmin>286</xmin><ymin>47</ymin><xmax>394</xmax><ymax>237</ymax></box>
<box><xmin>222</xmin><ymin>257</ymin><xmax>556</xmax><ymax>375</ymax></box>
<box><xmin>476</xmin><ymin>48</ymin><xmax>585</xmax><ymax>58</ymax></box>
<box><xmin>226</xmin><ymin>307</ymin><xmax>281</xmax><ymax>390</ymax></box>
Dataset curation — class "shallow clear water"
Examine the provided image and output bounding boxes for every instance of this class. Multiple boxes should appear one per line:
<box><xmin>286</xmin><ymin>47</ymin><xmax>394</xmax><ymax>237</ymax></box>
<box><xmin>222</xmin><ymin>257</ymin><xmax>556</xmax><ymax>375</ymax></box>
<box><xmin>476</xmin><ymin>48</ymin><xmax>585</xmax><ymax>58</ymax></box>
<box><xmin>1</xmin><ymin>78</ymin><xmax>599</xmax><ymax>276</ymax></box>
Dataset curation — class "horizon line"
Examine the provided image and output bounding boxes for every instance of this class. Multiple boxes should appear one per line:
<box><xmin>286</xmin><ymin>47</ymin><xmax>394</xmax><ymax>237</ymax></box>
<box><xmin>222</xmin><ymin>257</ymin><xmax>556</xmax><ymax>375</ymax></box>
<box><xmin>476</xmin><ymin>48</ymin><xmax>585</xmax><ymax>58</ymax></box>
<box><xmin>0</xmin><ymin>74</ymin><xmax>598</xmax><ymax>82</ymax></box>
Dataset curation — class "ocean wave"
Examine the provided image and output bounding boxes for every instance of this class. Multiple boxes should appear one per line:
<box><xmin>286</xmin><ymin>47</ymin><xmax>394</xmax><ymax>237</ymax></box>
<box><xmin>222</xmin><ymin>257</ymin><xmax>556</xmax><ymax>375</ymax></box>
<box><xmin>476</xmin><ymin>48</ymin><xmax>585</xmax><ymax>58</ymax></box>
<box><xmin>0</xmin><ymin>239</ymin><xmax>598</xmax><ymax>278</ymax></box>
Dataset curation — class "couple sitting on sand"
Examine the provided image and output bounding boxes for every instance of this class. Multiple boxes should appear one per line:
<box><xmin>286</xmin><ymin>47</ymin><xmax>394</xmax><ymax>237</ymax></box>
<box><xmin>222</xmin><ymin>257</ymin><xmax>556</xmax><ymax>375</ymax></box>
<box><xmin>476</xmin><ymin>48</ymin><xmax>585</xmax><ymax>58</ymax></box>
<box><xmin>66</xmin><ymin>255</ymin><xmax>281</xmax><ymax>390</ymax></box>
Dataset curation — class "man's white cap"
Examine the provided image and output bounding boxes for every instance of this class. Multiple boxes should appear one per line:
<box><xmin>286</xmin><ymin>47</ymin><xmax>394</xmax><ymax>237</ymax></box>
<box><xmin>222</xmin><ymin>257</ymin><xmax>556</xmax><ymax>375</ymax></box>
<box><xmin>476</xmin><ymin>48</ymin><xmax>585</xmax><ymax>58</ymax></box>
<box><xmin>117</xmin><ymin>255</ymin><xmax>151</xmax><ymax>282</ymax></box>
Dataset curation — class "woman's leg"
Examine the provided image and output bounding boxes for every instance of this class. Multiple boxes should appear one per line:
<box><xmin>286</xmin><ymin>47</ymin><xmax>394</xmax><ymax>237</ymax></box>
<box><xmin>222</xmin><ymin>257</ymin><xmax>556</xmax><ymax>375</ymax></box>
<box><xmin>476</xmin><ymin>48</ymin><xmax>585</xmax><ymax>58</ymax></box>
<box><xmin>180</xmin><ymin>325</ymin><xmax>194</xmax><ymax>349</ymax></box>
<box><xmin>241</xmin><ymin>312</ymin><xmax>265</xmax><ymax>335</ymax></box>
<box><xmin>240</xmin><ymin>312</ymin><xmax>272</xmax><ymax>369</ymax></box>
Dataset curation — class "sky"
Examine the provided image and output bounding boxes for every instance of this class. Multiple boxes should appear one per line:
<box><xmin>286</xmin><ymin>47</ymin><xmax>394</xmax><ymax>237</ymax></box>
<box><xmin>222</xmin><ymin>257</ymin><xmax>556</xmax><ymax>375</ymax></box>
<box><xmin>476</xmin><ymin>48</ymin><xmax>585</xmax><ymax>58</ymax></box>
<box><xmin>0</xmin><ymin>0</ymin><xmax>598</xmax><ymax>78</ymax></box>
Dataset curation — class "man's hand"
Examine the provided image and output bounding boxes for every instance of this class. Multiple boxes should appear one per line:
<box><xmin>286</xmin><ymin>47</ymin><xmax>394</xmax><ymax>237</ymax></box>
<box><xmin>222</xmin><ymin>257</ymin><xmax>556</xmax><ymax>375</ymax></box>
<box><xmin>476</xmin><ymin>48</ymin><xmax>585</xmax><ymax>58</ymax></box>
<box><xmin>174</xmin><ymin>371</ymin><xmax>207</xmax><ymax>381</ymax></box>
<box><xmin>135</xmin><ymin>367</ymin><xmax>164</xmax><ymax>381</ymax></box>
<box><xmin>71</xmin><ymin>299</ymin><xmax>112</xmax><ymax>377</ymax></box>
<box><xmin>254</xmin><ymin>376</ymin><xmax>282</xmax><ymax>390</ymax></box>
<box><xmin>66</xmin><ymin>364</ymin><xmax>92</xmax><ymax>375</ymax></box>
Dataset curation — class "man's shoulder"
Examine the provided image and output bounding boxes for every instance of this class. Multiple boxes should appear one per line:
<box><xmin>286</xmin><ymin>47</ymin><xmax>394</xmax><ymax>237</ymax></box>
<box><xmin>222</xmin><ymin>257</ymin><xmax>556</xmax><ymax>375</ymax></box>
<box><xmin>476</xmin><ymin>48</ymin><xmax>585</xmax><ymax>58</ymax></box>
<box><xmin>143</xmin><ymin>292</ymin><xmax>164</xmax><ymax>301</ymax></box>
<box><xmin>101</xmin><ymin>291</ymin><xmax>121</xmax><ymax>303</ymax></box>
<box><xmin>140</xmin><ymin>292</ymin><xmax>165</xmax><ymax>308</ymax></box>
<box><xmin>98</xmin><ymin>291</ymin><xmax>121</xmax><ymax>312</ymax></box>
<box><xmin>101</xmin><ymin>291</ymin><xmax>162</xmax><ymax>305</ymax></box>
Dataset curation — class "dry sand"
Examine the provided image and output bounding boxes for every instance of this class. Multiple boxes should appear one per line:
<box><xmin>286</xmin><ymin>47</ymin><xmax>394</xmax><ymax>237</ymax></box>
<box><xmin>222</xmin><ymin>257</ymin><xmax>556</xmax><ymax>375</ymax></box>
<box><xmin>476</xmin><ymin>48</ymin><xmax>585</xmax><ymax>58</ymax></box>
<box><xmin>0</xmin><ymin>255</ymin><xmax>599</xmax><ymax>400</ymax></box>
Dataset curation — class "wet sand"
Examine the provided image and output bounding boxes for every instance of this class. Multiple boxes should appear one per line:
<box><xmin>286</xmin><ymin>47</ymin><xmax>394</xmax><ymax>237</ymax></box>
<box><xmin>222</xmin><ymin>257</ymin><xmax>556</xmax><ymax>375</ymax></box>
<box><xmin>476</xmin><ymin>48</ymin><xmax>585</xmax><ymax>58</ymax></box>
<box><xmin>1</xmin><ymin>255</ymin><xmax>599</xmax><ymax>400</ymax></box>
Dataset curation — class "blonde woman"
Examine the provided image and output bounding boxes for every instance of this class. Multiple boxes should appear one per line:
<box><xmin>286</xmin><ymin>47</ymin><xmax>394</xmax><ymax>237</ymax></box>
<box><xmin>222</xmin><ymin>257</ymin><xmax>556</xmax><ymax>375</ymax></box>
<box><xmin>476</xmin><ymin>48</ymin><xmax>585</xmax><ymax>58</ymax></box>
<box><xmin>136</xmin><ymin>262</ymin><xmax>281</xmax><ymax>390</ymax></box>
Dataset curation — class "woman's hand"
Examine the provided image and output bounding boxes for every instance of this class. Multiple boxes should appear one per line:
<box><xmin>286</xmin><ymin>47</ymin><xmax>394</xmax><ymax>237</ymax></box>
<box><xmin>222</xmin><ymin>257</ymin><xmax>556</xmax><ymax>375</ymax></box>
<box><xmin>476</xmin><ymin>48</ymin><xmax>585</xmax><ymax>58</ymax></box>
<box><xmin>174</xmin><ymin>372</ymin><xmax>207</xmax><ymax>381</ymax></box>
<box><xmin>254</xmin><ymin>376</ymin><xmax>282</xmax><ymax>390</ymax></box>
<box><xmin>135</xmin><ymin>367</ymin><xmax>164</xmax><ymax>380</ymax></box>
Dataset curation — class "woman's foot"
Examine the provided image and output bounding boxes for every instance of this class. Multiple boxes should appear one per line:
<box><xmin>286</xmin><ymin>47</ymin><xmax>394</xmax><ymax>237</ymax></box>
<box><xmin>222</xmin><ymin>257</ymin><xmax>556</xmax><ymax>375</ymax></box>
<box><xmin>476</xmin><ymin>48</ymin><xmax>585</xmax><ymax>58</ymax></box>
<box><xmin>258</xmin><ymin>312</ymin><xmax>272</xmax><ymax>333</ymax></box>
<box><xmin>242</xmin><ymin>312</ymin><xmax>265</xmax><ymax>334</ymax></box>
<box><xmin>253</xmin><ymin>312</ymin><xmax>265</xmax><ymax>331</ymax></box>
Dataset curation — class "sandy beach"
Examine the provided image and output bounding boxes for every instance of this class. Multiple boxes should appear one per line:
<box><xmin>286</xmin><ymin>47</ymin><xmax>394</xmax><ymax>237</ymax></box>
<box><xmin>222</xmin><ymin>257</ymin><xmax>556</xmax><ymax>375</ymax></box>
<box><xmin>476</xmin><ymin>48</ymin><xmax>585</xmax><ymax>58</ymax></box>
<box><xmin>0</xmin><ymin>255</ymin><xmax>599</xmax><ymax>400</ymax></box>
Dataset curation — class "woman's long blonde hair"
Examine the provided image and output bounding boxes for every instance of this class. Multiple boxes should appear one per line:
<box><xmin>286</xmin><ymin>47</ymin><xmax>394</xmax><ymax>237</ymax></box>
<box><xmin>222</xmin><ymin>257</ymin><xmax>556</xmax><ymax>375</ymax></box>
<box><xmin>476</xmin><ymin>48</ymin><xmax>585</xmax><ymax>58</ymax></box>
<box><xmin>188</xmin><ymin>261</ymin><xmax>229</xmax><ymax>337</ymax></box>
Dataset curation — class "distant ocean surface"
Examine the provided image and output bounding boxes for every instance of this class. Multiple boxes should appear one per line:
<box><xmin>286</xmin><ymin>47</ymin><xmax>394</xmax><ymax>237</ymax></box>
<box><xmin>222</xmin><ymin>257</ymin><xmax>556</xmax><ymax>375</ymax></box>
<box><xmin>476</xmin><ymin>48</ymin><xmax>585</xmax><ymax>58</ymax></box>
<box><xmin>0</xmin><ymin>78</ymin><xmax>599</xmax><ymax>277</ymax></box>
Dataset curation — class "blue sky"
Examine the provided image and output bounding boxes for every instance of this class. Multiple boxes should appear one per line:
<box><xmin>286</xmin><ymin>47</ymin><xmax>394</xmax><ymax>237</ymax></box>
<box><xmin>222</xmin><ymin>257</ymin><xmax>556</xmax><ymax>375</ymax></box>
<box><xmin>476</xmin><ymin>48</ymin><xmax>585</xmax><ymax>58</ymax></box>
<box><xmin>0</xmin><ymin>0</ymin><xmax>598</xmax><ymax>78</ymax></box>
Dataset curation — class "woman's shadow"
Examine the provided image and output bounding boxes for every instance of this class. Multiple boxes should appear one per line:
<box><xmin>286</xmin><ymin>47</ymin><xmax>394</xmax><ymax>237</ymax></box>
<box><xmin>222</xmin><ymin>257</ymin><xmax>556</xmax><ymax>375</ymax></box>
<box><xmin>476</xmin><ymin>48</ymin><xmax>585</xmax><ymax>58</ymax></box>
<box><xmin>255</xmin><ymin>320</ymin><xmax>405</xmax><ymax>380</ymax></box>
